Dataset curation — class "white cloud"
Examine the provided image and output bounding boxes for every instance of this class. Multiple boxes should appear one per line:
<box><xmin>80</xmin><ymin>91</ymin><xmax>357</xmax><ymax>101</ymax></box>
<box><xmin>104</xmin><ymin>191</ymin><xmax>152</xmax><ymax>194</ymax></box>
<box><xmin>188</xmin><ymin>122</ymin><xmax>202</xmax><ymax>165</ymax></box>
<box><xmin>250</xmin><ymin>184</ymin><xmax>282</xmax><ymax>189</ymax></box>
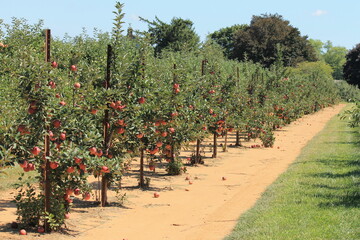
<box><xmin>312</xmin><ymin>10</ymin><xmax>328</xmax><ymax>16</ymax></box>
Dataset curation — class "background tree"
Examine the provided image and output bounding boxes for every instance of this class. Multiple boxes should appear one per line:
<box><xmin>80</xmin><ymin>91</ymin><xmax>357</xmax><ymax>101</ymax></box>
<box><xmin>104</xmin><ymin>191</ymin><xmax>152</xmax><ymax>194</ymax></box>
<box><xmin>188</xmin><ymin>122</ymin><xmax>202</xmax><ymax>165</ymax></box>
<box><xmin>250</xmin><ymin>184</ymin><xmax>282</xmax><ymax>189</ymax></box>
<box><xmin>208</xmin><ymin>24</ymin><xmax>247</xmax><ymax>59</ymax></box>
<box><xmin>343</xmin><ymin>43</ymin><xmax>360</xmax><ymax>86</ymax></box>
<box><xmin>323</xmin><ymin>41</ymin><xmax>347</xmax><ymax>80</ymax></box>
<box><xmin>309</xmin><ymin>39</ymin><xmax>347</xmax><ymax>79</ymax></box>
<box><xmin>308</xmin><ymin>39</ymin><xmax>325</xmax><ymax>60</ymax></box>
<box><xmin>233</xmin><ymin>14</ymin><xmax>317</xmax><ymax>67</ymax></box>
<box><xmin>140</xmin><ymin>16</ymin><xmax>200</xmax><ymax>55</ymax></box>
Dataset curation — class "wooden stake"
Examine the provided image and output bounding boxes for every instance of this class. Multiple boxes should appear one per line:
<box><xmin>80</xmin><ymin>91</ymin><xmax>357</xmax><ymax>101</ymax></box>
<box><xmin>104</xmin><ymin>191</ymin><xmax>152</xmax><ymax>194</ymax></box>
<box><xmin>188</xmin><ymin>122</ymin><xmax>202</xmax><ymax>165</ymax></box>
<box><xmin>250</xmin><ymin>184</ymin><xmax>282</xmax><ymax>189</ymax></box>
<box><xmin>139</xmin><ymin>148</ymin><xmax>145</xmax><ymax>188</ymax></box>
<box><xmin>195</xmin><ymin>60</ymin><xmax>207</xmax><ymax>164</ymax></box>
<box><xmin>44</xmin><ymin>29</ymin><xmax>51</xmax><ymax>233</ymax></box>
<box><xmin>101</xmin><ymin>45</ymin><xmax>112</xmax><ymax>207</ymax></box>
<box><xmin>212</xmin><ymin>132</ymin><xmax>217</xmax><ymax>158</ymax></box>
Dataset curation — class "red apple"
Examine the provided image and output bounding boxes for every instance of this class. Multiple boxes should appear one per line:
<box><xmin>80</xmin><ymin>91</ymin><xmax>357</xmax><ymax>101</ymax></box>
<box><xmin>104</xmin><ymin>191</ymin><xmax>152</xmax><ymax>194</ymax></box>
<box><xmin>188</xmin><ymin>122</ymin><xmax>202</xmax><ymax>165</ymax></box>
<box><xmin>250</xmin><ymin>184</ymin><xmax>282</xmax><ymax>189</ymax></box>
<box><xmin>89</xmin><ymin>147</ymin><xmax>97</xmax><ymax>155</ymax></box>
<box><xmin>49</xmin><ymin>161</ymin><xmax>59</xmax><ymax>169</ymax></box>
<box><xmin>74</xmin><ymin>82</ymin><xmax>81</xmax><ymax>89</ymax></box>
<box><xmin>90</xmin><ymin>109</ymin><xmax>98</xmax><ymax>115</ymax></box>
<box><xmin>153</xmin><ymin>192</ymin><xmax>160</xmax><ymax>198</ymax></box>
<box><xmin>53</xmin><ymin>119</ymin><xmax>61</xmax><ymax>128</ymax></box>
<box><xmin>116</xmin><ymin>119</ymin><xmax>125</xmax><ymax>126</ymax></box>
<box><xmin>189</xmin><ymin>181</ymin><xmax>193</xmax><ymax>185</ymax></box>
<box><xmin>156</xmin><ymin>141</ymin><xmax>163</xmax><ymax>147</ymax></box>
<box><xmin>138</xmin><ymin>97</ymin><xmax>146</xmax><ymax>104</ymax></box>
<box><xmin>170</xmin><ymin>112</ymin><xmax>178</xmax><ymax>117</ymax></box>
<box><xmin>79</xmin><ymin>163</ymin><xmax>86</xmax><ymax>171</ymax></box>
<box><xmin>31</xmin><ymin>146</ymin><xmax>41</xmax><ymax>156</ymax></box>
<box><xmin>48</xmin><ymin>131</ymin><xmax>56</xmax><ymax>141</ymax></box>
<box><xmin>17</xmin><ymin>125</ymin><xmax>26</xmax><ymax>133</ymax></box>
<box><xmin>168</xmin><ymin>127</ymin><xmax>175</xmax><ymax>133</ymax></box>
<box><xmin>55</xmin><ymin>93</ymin><xmax>61</xmax><ymax>98</ymax></box>
<box><xmin>101</xmin><ymin>166</ymin><xmax>109</xmax><ymax>173</ymax></box>
<box><xmin>74</xmin><ymin>188</ymin><xmax>81</xmax><ymax>196</ymax></box>
<box><xmin>19</xmin><ymin>229</ymin><xmax>27</xmax><ymax>235</ymax></box>
<box><xmin>83</xmin><ymin>192</ymin><xmax>91</xmax><ymax>201</ymax></box>
<box><xmin>27</xmin><ymin>163</ymin><xmax>35</xmax><ymax>171</ymax></box>
<box><xmin>136</xmin><ymin>133</ymin><xmax>144</xmax><ymax>139</ymax></box>
<box><xmin>19</xmin><ymin>161</ymin><xmax>28</xmax><ymax>168</ymax></box>
<box><xmin>59</xmin><ymin>101</ymin><xmax>66</xmax><ymax>106</ymax></box>
<box><xmin>109</xmin><ymin>102</ymin><xmax>116</xmax><ymax>109</ymax></box>
<box><xmin>70</xmin><ymin>65</ymin><xmax>77</xmax><ymax>72</ymax></box>
<box><xmin>74</xmin><ymin>157</ymin><xmax>82</xmax><ymax>164</ymax></box>
<box><xmin>64</xmin><ymin>213</ymin><xmax>70</xmax><ymax>219</ymax></box>
<box><xmin>66</xmin><ymin>166</ymin><xmax>75</xmax><ymax>174</ymax></box>
<box><xmin>38</xmin><ymin>226</ymin><xmax>45</xmax><ymax>233</ymax></box>
<box><xmin>116</xmin><ymin>128</ymin><xmax>125</xmax><ymax>134</ymax></box>
<box><xmin>51</xmin><ymin>61</ymin><xmax>58</xmax><ymax>68</ymax></box>
<box><xmin>149</xmin><ymin>148</ymin><xmax>159</xmax><ymax>155</ymax></box>
<box><xmin>96</xmin><ymin>149</ymin><xmax>103</xmax><ymax>157</ymax></box>
<box><xmin>161</xmin><ymin>132</ymin><xmax>168</xmax><ymax>137</ymax></box>
<box><xmin>60</xmin><ymin>132</ymin><xmax>66</xmax><ymax>141</ymax></box>
<box><xmin>28</xmin><ymin>107</ymin><xmax>37</xmax><ymax>114</ymax></box>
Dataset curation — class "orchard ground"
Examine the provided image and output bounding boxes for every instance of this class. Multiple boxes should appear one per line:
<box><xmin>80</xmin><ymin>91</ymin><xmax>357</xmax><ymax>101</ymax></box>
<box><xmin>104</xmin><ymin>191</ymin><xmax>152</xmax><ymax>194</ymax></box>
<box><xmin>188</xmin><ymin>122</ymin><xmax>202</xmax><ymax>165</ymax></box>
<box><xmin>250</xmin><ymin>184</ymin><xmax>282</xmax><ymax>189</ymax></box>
<box><xmin>0</xmin><ymin>103</ymin><xmax>346</xmax><ymax>240</ymax></box>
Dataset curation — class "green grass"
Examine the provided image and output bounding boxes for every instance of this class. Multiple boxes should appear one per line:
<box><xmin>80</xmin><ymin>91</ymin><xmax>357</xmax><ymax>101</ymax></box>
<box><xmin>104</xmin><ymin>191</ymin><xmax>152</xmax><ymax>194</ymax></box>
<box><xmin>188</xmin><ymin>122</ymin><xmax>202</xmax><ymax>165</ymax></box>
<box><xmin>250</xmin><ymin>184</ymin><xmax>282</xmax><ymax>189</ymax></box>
<box><xmin>226</xmin><ymin>105</ymin><xmax>360</xmax><ymax>240</ymax></box>
<box><xmin>0</xmin><ymin>165</ymin><xmax>37</xmax><ymax>192</ymax></box>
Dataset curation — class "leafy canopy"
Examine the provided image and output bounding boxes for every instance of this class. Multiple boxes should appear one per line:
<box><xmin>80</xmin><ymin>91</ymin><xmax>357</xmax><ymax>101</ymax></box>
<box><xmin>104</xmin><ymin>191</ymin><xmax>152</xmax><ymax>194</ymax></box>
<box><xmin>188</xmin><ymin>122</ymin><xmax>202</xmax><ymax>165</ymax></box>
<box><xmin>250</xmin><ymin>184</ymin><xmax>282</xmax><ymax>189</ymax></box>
<box><xmin>140</xmin><ymin>16</ymin><xmax>200</xmax><ymax>55</ymax></box>
<box><xmin>343</xmin><ymin>43</ymin><xmax>360</xmax><ymax>86</ymax></box>
<box><xmin>233</xmin><ymin>14</ymin><xmax>317</xmax><ymax>67</ymax></box>
<box><xmin>309</xmin><ymin>39</ymin><xmax>347</xmax><ymax>80</ymax></box>
<box><xmin>208</xmin><ymin>24</ymin><xmax>247</xmax><ymax>59</ymax></box>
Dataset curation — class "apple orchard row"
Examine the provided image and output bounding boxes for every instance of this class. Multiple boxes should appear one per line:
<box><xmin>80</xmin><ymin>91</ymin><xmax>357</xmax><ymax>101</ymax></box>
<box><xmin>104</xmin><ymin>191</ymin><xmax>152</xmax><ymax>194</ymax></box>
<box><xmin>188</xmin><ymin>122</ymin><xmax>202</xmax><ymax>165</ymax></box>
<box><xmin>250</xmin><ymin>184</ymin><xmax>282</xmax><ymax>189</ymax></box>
<box><xmin>0</xmin><ymin>26</ymin><xmax>339</xmax><ymax>232</ymax></box>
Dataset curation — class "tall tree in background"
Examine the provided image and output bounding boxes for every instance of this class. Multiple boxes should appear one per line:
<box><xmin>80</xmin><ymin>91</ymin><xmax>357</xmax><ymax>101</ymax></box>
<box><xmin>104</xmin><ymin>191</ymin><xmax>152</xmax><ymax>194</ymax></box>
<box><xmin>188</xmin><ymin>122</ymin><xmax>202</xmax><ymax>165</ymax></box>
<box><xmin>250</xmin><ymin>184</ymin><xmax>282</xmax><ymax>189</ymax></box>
<box><xmin>140</xmin><ymin>16</ymin><xmax>200</xmax><ymax>55</ymax></box>
<box><xmin>323</xmin><ymin>42</ymin><xmax>347</xmax><ymax>80</ymax></box>
<box><xmin>233</xmin><ymin>14</ymin><xmax>317</xmax><ymax>67</ymax></box>
<box><xmin>309</xmin><ymin>39</ymin><xmax>348</xmax><ymax>79</ymax></box>
<box><xmin>208</xmin><ymin>24</ymin><xmax>247</xmax><ymax>59</ymax></box>
<box><xmin>343</xmin><ymin>43</ymin><xmax>360</xmax><ymax>86</ymax></box>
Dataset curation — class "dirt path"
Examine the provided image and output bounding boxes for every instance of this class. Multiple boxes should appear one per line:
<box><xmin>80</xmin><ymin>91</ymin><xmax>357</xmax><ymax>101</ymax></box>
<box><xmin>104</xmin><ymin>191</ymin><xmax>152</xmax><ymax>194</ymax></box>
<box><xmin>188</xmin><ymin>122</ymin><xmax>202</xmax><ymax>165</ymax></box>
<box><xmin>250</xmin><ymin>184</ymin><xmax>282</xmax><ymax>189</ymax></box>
<box><xmin>0</xmin><ymin>104</ymin><xmax>346</xmax><ymax>240</ymax></box>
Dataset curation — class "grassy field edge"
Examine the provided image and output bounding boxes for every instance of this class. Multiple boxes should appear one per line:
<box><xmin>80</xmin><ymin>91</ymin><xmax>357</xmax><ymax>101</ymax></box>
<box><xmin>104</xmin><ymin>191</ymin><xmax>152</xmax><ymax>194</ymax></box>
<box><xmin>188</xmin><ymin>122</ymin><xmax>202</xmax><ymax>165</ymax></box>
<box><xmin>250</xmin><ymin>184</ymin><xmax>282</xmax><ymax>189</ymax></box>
<box><xmin>225</xmin><ymin>104</ymin><xmax>360</xmax><ymax>240</ymax></box>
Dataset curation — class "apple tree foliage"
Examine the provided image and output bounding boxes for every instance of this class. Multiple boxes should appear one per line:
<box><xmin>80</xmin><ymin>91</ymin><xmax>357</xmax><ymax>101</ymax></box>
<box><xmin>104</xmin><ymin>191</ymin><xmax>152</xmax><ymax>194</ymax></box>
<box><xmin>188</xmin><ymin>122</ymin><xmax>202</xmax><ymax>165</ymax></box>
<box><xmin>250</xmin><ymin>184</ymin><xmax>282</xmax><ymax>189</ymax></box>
<box><xmin>0</xmin><ymin>4</ymin><xmax>340</xmax><ymax>232</ymax></box>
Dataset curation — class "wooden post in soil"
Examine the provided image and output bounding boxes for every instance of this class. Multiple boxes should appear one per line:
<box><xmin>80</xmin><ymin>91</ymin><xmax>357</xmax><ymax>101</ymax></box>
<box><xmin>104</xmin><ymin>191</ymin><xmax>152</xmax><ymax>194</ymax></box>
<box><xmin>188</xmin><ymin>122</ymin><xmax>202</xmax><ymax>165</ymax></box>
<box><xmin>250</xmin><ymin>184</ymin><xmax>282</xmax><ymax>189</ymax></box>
<box><xmin>139</xmin><ymin>50</ymin><xmax>146</xmax><ymax>188</ymax></box>
<box><xmin>235</xmin><ymin>66</ymin><xmax>241</xmax><ymax>147</ymax></box>
<box><xmin>235</xmin><ymin>130</ymin><xmax>241</xmax><ymax>146</ymax></box>
<box><xmin>223</xmin><ymin>122</ymin><xmax>228</xmax><ymax>152</ymax></box>
<box><xmin>44</xmin><ymin>29</ymin><xmax>51</xmax><ymax>233</ymax></box>
<box><xmin>101</xmin><ymin>44</ymin><xmax>112</xmax><ymax>207</ymax></box>
<box><xmin>170</xmin><ymin>63</ymin><xmax>177</xmax><ymax>163</ymax></box>
<box><xmin>212</xmin><ymin>132</ymin><xmax>217</xmax><ymax>158</ymax></box>
<box><xmin>195</xmin><ymin>60</ymin><xmax>207</xmax><ymax>164</ymax></box>
<box><xmin>139</xmin><ymin>147</ymin><xmax>145</xmax><ymax>188</ymax></box>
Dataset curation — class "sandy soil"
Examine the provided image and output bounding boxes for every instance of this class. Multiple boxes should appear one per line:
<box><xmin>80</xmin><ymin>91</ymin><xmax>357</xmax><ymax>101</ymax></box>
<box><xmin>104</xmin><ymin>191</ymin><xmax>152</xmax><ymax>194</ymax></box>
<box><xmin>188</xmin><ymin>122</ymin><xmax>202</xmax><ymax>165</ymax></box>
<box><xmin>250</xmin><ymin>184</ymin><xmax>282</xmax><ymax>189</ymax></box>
<box><xmin>0</xmin><ymin>104</ymin><xmax>346</xmax><ymax>240</ymax></box>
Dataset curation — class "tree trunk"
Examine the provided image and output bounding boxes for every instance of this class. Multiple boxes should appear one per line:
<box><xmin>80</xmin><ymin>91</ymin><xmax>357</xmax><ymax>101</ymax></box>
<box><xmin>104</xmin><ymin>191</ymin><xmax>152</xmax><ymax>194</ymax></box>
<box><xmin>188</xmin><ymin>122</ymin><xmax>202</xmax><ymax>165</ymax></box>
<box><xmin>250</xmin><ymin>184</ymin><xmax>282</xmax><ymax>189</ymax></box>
<box><xmin>235</xmin><ymin>130</ymin><xmax>241</xmax><ymax>146</ymax></box>
<box><xmin>212</xmin><ymin>133</ymin><xmax>217</xmax><ymax>158</ymax></box>
<box><xmin>139</xmin><ymin>148</ymin><xmax>145</xmax><ymax>188</ymax></box>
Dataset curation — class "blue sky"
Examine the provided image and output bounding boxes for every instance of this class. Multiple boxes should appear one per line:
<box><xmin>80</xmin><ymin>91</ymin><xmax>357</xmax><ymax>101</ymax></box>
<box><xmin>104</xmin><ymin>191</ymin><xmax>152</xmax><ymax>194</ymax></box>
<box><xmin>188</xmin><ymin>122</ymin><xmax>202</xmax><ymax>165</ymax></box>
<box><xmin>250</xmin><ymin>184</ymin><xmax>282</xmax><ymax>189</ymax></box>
<box><xmin>1</xmin><ymin>0</ymin><xmax>359</xmax><ymax>49</ymax></box>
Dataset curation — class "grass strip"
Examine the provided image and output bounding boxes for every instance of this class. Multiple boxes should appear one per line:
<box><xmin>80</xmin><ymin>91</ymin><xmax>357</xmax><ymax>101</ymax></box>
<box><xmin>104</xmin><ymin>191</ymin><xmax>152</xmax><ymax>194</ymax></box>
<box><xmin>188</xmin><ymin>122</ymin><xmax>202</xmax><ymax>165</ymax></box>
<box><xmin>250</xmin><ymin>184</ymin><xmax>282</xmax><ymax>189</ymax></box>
<box><xmin>226</xmin><ymin>105</ymin><xmax>360</xmax><ymax>240</ymax></box>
